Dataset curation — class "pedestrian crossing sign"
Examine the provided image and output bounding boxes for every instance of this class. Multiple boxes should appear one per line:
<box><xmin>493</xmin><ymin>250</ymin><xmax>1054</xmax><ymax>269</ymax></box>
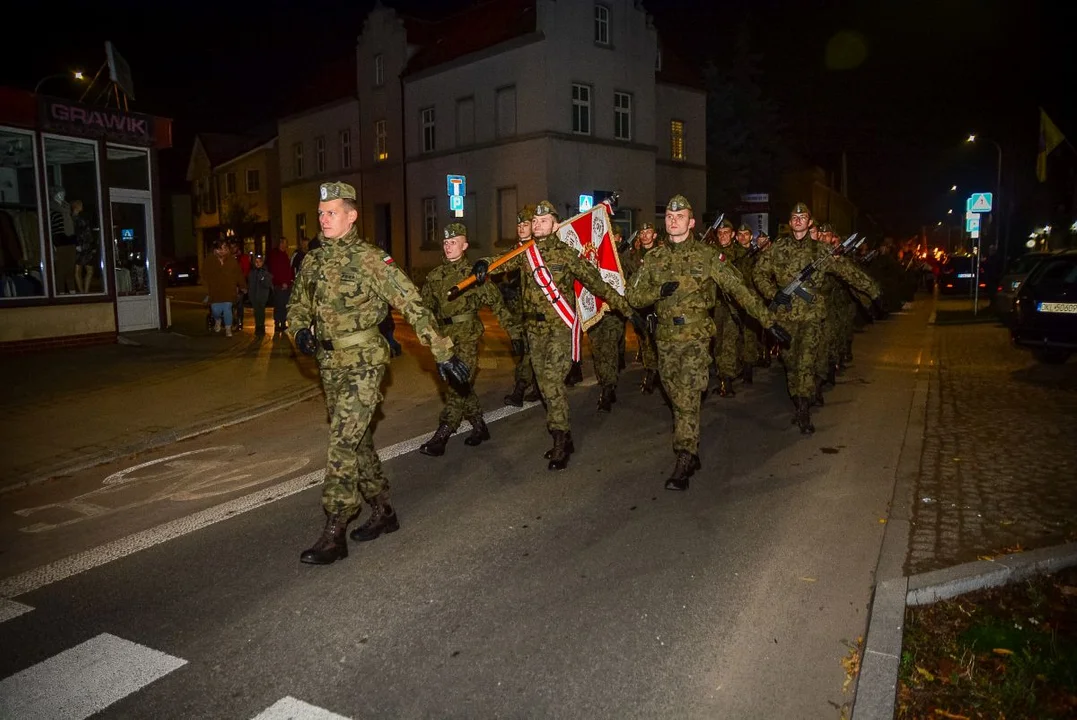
<box><xmin>966</xmin><ymin>193</ymin><xmax>993</xmax><ymax>213</ymax></box>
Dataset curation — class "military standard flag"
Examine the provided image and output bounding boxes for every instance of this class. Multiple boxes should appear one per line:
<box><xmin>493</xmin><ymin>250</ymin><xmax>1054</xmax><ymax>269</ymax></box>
<box><xmin>555</xmin><ymin>199</ymin><xmax>626</xmax><ymax>333</ymax></box>
<box><xmin>1036</xmin><ymin>108</ymin><xmax>1066</xmax><ymax>183</ymax></box>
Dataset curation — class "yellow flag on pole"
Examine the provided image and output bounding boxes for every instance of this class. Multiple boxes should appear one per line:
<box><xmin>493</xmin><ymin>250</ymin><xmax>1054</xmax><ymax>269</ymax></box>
<box><xmin>1036</xmin><ymin>108</ymin><xmax>1065</xmax><ymax>182</ymax></box>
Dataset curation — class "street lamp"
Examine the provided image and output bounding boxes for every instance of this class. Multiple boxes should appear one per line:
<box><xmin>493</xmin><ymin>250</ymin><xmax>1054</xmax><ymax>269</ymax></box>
<box><xmin>965</xmin><ymin>132</ymin><xmax>1004</xmax><ymax>249</ymax></box>
<box><xmin>949</xmin><ymin>185</ymin><xmax>957</xmax><ymax>192</ymax></box>
<box><xmin>947</xmin><ymin>209</ymin><xmax>953</xmax><ymax>215</ymax></box>
<box><xmin>33</xmin><ymin>70</ymin><xmax>85</xmax><ymax>95</ymax></box>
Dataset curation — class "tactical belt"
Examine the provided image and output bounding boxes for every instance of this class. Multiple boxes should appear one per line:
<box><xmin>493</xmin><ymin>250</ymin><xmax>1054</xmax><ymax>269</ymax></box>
<box><xmin>318</xmin><ymin>325</ymin><xmax>382</xmax><ymax>351</ymax></box>
<box><xmin>522</xmin><ymin>312</ymin><xmax>547</xmax><ymax>322</ymax></box>
<box><xmin>661</xmin><ymin>313</ymin><xmax>709</xmax><ymax>327</ymax></box>
<box><xmin>440</xmin><ymin>312</ymin><xmax>478</xmax><ymax>326</ymax></box>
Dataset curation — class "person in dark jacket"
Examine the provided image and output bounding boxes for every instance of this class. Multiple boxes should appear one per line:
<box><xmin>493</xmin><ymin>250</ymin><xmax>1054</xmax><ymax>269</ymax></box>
<box><xmin>267</xmin><ymin>237</ymin><xmax>295</xmax><ymax>332</ymax></box>
<box><xmin>247</xmin><ymin>254</ymin><xmax>274</xmax><ymax>336</ymax></box>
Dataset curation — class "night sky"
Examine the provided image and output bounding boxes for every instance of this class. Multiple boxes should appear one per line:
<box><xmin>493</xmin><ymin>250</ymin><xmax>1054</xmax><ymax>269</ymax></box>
<box><xmin>5</xmin><ymin>0</ymin><xmax>1073</xmax><ymax>239</ymax></box>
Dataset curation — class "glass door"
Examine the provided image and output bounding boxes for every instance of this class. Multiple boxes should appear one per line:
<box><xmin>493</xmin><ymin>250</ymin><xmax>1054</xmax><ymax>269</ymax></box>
<box><xmin>110</xmin><ymin>191</ymin><xmax>158</xmax><ymax>331</ymax></box>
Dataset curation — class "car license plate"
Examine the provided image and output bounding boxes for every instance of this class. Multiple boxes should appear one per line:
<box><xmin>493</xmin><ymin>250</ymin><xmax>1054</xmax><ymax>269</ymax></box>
<box><xmin>956</xmin><ymin>273</ymin><xmax>973</xmax><ymax>278</ymax></box>
<box><xmin>1037</xmin><ymin>302</ymin><xmax>1077</xmax><ymax>314</ymax></box>
<box><xmin>178</xmin><ymin>273</ymin><xmax>189</xmax><ymax>278</ymax></box>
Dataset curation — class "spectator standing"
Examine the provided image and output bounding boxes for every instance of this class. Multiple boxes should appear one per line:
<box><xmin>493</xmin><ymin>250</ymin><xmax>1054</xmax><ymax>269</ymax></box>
<box><xmin>268</xmin><ymin>236</ymin><xmax>295</xmax><ymax>332</ymax></box>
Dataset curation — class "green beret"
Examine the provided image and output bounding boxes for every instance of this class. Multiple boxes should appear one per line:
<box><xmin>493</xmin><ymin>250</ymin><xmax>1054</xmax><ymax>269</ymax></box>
<box><xmin>639</xmin><ymin>222</ymin><xmax>655</xmax><ymax>231</ymax></box>
<box><xmin>443</xmin><ymin>222</ymin><xmax>467</xmax><ymax>239</ymax></box>
<box><xmin>319</xmin><ymin>182</ymin><xmax>357</xmax><ymax>201</ymax></box>
<box><xmin>791</xmin><ymin>202</ymin><xmax>811</xmax><ymax>216</ymax></box>
<box><xmin>666</xmin><ymin>194</ymin><xmax>692</xmax><ymax>212</ymax></box>
<box><xmin>718</xmin><ymin>219</ymin><xmax>734</xmax><ymax>230</ymax></box>
<box><xmin>737</xmin><ymin>223</ymin><xmax>752</xmax><ymax>233</ymax></box>
<box><xmin>517</xmin><ymin>204</ymin><xmax>536</xmax><ymax>224</ymax></box>
<box><xmin>534</xmin><ymin>200</ymin><xmax>559</xmax><ymax>219</ymax></box>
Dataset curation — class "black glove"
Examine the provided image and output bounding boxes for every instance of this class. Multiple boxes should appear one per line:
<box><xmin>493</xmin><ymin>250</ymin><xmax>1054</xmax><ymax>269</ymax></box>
<box><xmin>437</xmin><ymin>355</ymin><xmax>472</xmax><ymax>395</ymax></box>
<box><xmin>499</xmin><ymin>283</ymin><xmax>519</xmax><ymax>305</ymax></box>
<box><xmin>660</xmin><ymin>281</ymin><xmax>679</xmax><ymax>298</ymax></box>
<box><xmin>771</xmin><ymin>290</ymin><xmax>792</xmax><ymax>308</ymax></box>
<box><xmin>294</xmin><ymin>327</ymin><xmax>317</xmax><ymax>356</ymax></box>
<box><xmin>471</xmin><ymin>259</ymin><xmax>490</xmax><ymax>284</ymax></box>
<box><xmin>511</xmin><ymin>338</ymin><xmax>526</xmax><ymax>357</ymax></box>
<box><xmin>767</xmin><ymin>323</ymin><xmax>792</xmax><ymax>347</ymax></box>
<box><xmin>871</xmin><ymin>297</ymin><xmax>889</xmax><ymax>320</ymax></box>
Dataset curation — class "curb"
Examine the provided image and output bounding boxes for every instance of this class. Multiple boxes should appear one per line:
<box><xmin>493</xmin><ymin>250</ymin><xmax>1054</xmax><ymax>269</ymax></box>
<box><xmin>0</xmin><ymin>384</ymin><xmax>322</xmax><ymax>496</ymax></box>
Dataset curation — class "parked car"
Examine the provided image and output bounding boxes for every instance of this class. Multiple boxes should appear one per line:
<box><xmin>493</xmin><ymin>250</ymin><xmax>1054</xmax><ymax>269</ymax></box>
<box><xmin>993</xmin><ymin>251</ymin><xmax>1053</xmax><ymax>319</ymax></box>
<box><xmin>1011</xmin><ymin>250</ymin><xmax>1077</xmax><ymax>364</ymax></box>
<box><xmin>938</xmin><ymin>254</ymin><xmax>987</xmax><ymax>295</ymax></box>
<box><xmin>162</xmin><ymin>257</ymin><xmax>199</xmax><ymax>286</ymax></box>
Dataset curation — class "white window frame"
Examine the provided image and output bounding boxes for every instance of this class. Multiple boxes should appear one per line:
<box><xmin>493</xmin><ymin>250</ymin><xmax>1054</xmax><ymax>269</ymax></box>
<box><xmin>374</xmin><ymin>54</ymin><xmax>385</xmax><ymax>87</ymax></box>
<box><xmin>296</xmin><ymin>212</ymin><xmax>306</xmax><ymax>241</ymax></box>
<box><xmin>0</xmin><ymin>127</ymin><xmax>48</xmax><ymax>299</ymax></box>
<box><xmin>670</xmin><ymin>120</ymin><xmax>685</xmax><ymax>161</ymax></box>
<box><xmin>246</xmin><ymin>168</ymin><xmax>260</xmax><ymax>193</ymax></box>
<box><xmin>315</xmin><ymin>135</ymin><xmax>326</xmax><ymax>174</ymax></box>
<box><xmin>572</xmin><ymin>84</ymin><xmax>591</xmax><ymax>135</ymax></box>
<box><xmin>614</xmin><ymin>91</ymin><xmax>632</xmax><ymax>141</ymax></box>
<box><xmin>422</xmin><ymin>197</ymin><xmax>438</xmax><ymax>247</ymax></box>
<box><xmin>340</xmin><ymin>129</ymin><xmax>352</xmax><ymax>169</ymax></box>
<box><xmin>421</xmin><ymin>107</ymin><xmax>436</xmax><ymax>153</ymax></box>
<box><xmin>594</xmin><ymin>4</ymin><xmax>610</xmax><ymax>46</ymax></box>
<box><xmin>375</xmin><ymin>120</ymin><xmax>387</xmax><ymax>162</ymax></box>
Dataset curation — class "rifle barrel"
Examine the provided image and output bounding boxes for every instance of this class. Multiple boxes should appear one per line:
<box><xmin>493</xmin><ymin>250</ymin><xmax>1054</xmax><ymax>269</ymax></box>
<box><xmin>447</xmin><ymin>240</ymin><xmax>535</xmax><ymax>301</ymax></box>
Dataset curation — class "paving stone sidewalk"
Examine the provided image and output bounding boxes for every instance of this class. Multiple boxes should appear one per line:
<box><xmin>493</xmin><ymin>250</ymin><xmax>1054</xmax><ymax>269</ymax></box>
<box><xmin>907</xmin><ymin>303</ymin><xmax>1077</xmax><ymax>574</ymax></box>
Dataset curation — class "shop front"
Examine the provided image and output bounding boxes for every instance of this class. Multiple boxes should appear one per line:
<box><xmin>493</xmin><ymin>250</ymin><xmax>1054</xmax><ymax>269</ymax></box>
<box><xmin>0</xmin><ymin>88</ymin><xmax>172</xmax><ymax>350</ymax></box>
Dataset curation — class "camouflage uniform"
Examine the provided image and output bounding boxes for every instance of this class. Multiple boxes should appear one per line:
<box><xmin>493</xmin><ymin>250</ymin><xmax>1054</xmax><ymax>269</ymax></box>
<box><xmin>491</xmin><ymin>200</ymin><xmax>631</xmax><ymax>467</ymax></box>
<box><xmin>421</xmin><ymin>246</ymin><xmax>520</xmax><ymax>433</ymax></box>
<box><xmin>711</xmin><ymin>236</ymin><xmax>746</xmax><ymax>393</ymax></box>
<box><xmin>733</xmin><ymin>224</ymin><xmax>764</xmax><ymax>371</ymax></box>
<box><xmin>620</xmin><ymin>228</ymin><xmax>661</xmax><ymax>375</ymax></box>
<box><xmin>289</xmin><ymin>187</ymin><xmax>454</xmax><ymax>519</ymax></box>
<box><xmin>627</xmin><ymin>196</ymin><xmax>777</xmax><ymax>469</ymax></box>
<box><xmin>501</xmin><ymin>205</ymin><xmax>538</xmax><ymax>404</ymax></box>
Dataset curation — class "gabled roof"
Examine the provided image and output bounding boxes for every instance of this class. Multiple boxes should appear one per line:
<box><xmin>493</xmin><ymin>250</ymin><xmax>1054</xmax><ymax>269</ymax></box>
<box><xmin>403</xmin><ymin>0</ymin><xmax>537</xmax><ymax>77</ymax></box>
<box><xmin>186</xmin><ymin>126</ymin><xmax>277</xmax><ymax>181</ymax></box>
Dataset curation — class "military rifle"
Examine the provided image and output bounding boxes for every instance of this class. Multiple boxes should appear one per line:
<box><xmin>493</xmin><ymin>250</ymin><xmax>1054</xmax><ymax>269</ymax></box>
<box><xmin>859</xmin><ymin>248</ymin><xmax>879</xmax><ymax>265</ymax></box>
<box><xmin>697</xmin><ymin>212</ymin><xmax>726</xmax><ymax>245</ymax></box>
<box><xmin>768</xmin><ymin>232</ymin><xmax>865</xmax><ymax>311</ymax></box>
<box><xmin>617</xmin><ymin>229</ymin><xmax>639</xmax><ymax>255</ymax></box>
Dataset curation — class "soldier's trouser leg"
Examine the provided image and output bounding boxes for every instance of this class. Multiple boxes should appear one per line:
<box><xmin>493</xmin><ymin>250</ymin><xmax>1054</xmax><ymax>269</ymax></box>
<box><xmin>588</xmin><ymin>313</ymin><xmax>623</xmax><ymax>387</ymax></box>
<box><xmin>439</xmin><ymin>340</ymin><xmax>481</xmax><ymax>430</ymax></box>
<box><xmin>658</xmin><ymin>337</ymin><xmax>711</xmax><ymax>455</ymax></box>
<box><xmin>320</xmin><ymin>364</ymin><xmax>389</xmax><ymax>516</ymax></box>
<box><xmin>713</xmin><ymin>304</ymin><xmax>740</xmax><ymax>377</ymax></box>
<box><xmin>529</xmin><ymin>323</ymin><xmax>574</xmax><ymax>432</ymax></box>
<box><xmin>741</xmin><ymin>314</ymin><xmax>761</xmax><ymax>366</ymax></box>
<box><xmin>514</xmin><ymin>350</ymin><xmax>535</xmax><ymax>386</ymax></box>
<box><xmin>784</xmin><ymin>319</ymin><xmax>822</xmax><ymax>398</ymax></box>
<box><xmin>641</xmin><ymin>328</ymin><xmax>659</xmax><ymax>370</ymax></box>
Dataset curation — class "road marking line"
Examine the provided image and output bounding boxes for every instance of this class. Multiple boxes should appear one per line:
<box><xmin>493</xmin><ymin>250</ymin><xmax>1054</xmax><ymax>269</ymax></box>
<box><xmin>0</xmin><ymin>400</ymin><xmax>542</xmax><ymax>602</ymax></box>
<box><xmin>251</xmin><ymin>696</ymin><xmax>352</xmax><ymax>720</ymax></box>
<box><xmin>0</xmin><ymin>633</ymin><xmax>186</xmax><ymax>720</ymax></box>
<box><xmin>0</xmin><ymin>598</ymin><xmax>33</xmax><ymax>623</ymax></box>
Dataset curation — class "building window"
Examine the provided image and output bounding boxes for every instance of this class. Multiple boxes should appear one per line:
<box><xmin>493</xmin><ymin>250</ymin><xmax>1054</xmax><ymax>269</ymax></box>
<box><xmin>422</xmin><ymin>197</ymin><xmax>438</xmax><ymax>248</ymax></box>
<box><xmin>614</xmin><ymin>92</ymin><xmax>632</xmax><ymax>141</ymax></box>
<box><xmin>315</xmin><ymin>136</ymin><xmax>326</xmax><ymax>174</ymax></box>
<box><xmin>293</xmin><ymin>143</ymin><xmax>303</xmax><ymax>178</ymax></box>
<box><xmin>202</xmin><ymin>176</ymin><xmax>216</xmax><ymax>214</ymax></box>
<box><xmin>496</xmin><ymin>85</ymin><xmax>517</xmax><ymax>138</ymax></box>
<box><xmin>572</xmin><ymin>84</ymin><xmax>591</xmax><ymax>135</ymax></box>
<box><xmin>340</xmin><ymin>129</ymin><xmax>352</xmax><ymax>169</ymax></box>
<box><xmin>296</xmin><ymin>212</ymin><xmax>307</xmax><ymax>241</ymax></box>
<box><xmin>224</xmin><ymin>171</ymin><xmax>236</xmax><ymax>195</ymax></box>
<box><xmin>246</xmin><ymin>168</ymin><xmax>260</xmax><ymax>192</ymax></box>
<box><xmin>670</xmin><ymin>120</ymin><xmax>685</xmax><ymax>161</ymax></box>
<box><xmin>456</xmin><ymin>97</ymin><xmax>475</xmax><ymax>147</ymax></box>
<box><xmin>0</xmin><ymin>130</ymin><xmax>45</xmax><ymax>297</ymax></box>
<box><xmin>594</xmin><ymin>4</ymin><xmax>610</xmax><ymax>45</ymax></box>
<box><xmin>375</xmin><ymin>120</ymin><xmax>387</xmax><ymax>162</ymax></box>
<box><xmin>420</xmin><ymin>107</ymin><xmax>436</xmax><ymax>153</ymax></box>
<box><xmin>374</xmin><ymin>54</ymin><xmax>384</xmax><ymax>87</ymax></box>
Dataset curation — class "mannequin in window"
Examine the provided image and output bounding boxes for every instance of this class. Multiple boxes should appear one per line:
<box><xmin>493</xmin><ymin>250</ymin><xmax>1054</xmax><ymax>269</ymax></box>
<box><xmin>49</xmin><ymin>186</ymin><xmax>77</xmax><ymax>294</ymax></box>
<box><xmin>72</xmin><ymin>199</ymin><xmax>98</xmax><ymax>293</ymax></box>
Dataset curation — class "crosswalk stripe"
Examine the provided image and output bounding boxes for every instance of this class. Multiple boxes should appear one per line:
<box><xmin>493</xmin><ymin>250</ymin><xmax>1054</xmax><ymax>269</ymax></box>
<box><xmin>0</xmin><ymin>598</ymin><xmax>33</xmax><ymax>623</ymax></box>
<box><xmin>251</xmin><ymin>696</ymin><xmax>352</xmax><ymax>720</ymax></box>
<box><xmin>0</xmin><ymin>633</ymin><xmax>186</xmax><ymax>719</ymax></box>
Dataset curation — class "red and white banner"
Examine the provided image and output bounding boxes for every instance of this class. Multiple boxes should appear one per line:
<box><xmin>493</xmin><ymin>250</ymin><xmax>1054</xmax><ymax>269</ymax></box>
<box><xmin>555</xmin><ymin>200</ymin><xmax>625</xmax><ymax>333</ymax></box>
<box><xmin>524</xmin><ymin>242</ymin><xmax>582</xmax><ymax>361</ymax></box>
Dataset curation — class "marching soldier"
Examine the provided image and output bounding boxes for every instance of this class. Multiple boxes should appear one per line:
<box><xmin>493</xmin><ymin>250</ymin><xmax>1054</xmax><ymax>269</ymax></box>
<box><xmin>469</xmin><ymin>200</ymin><xmax>633</xmax><ymax>470</ymax></box>
<box><xmin>710</xmin><ymin>218</ymin><xmax>743</xmax><ymax>397</ymax></box>
<box><xmin>288</xmin><ymin>181</ymin><xmax>470</xmax><ymax>565</ymax></box>
<box><xmin>627</xmin><ymin>195</ymin><xmax>790</xmax><ymax>491</ymax></box>
<box><xmin>502</xmin><ymin>205</ymin><xmax>541</xmax><ymax>406</ymax></box>
<box><xmin>586</xmin><ymin>224</ymin><xmax>627</xmax><ymax>412</ymax></box>
<box><xmin>753</xmin><ymin>203</ymin><xmax>882</xmax><ymax>435</ymax></box>
<box><xmin>621</xmin><ymin>221</ymin><xmax>662</xmax><ymax>393</ymax></box>
<box><xmin>734</xmin><ymin>222</ymin><xmax>764</xmax><ymax>383</ymax></box>
<box><xmin>418</xmin><ymin>223</ymin><xmax>523</xmax><ymax>457</ymax></box>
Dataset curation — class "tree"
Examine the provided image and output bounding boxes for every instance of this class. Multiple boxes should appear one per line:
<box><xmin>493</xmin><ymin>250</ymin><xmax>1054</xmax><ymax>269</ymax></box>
<box><xmin>220</xmin><ymin>200</ymin><xmax>261</xmax><ymax>251</ymax></box>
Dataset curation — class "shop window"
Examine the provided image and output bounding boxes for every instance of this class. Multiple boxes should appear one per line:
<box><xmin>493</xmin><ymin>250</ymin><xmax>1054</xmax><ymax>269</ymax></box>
<box><xmin>43</xmin><ymin>136</ymin><xmax>105</xmax><ymax>296</ymax></box>
<box><xmin>105</xmin><ymin>145</ymin><xmax>150</xmax><ymax>191</ymax></box>
<box><xmin>0</xmin><ymin>128</ymin><xmax>47</xmax><ymax>298</ymax></box>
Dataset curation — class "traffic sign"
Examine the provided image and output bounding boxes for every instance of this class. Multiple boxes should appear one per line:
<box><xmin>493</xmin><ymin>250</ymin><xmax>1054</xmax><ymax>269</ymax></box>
<box><xmin>449</xmin><ymin>195</ymin><xmax>464</xmax><ymax>212</ymax></box>
<box><xmin>965</xmin><ymin>215</ymin><xmax>980</xmax><ymax>233</ymax></box>
<box><xmin>446</xmin><ymin>175</ymin><xmax>466</xmax><ymax>197</ymax></box>
<box><xmin>971</xmin><ymin>229</ymin><xmax>980</xmax><ymax>239</ymax></box>
<box><xmin>967</xmin><ymin>192</ymin><xmax>993</xmax><ymax>213</ymax></box>
<box><xmin>578</xmin><ymin>194</ymin><xmax>594</xmax><ymax>212</ymax></box>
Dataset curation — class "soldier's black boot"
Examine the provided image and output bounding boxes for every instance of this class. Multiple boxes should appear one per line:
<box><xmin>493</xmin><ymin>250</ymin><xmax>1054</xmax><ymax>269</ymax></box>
<box><xmin>300</xmin><ymin>511</ymin><xmax>351</xmax><ymax>565</ymax></box>
<box><xmin>795</xmin><ymin>397</ymin><xmax>815</xmax><ymax>435</ymax></box>
<box><xmin>664</xmin><ymin>451</ymin><xmax>700</xmax><ymax>491</ymax></box>
<box><xmin>597</xmin><ymin>385</ymin><xmax>617</xmax><ymax>412</ymax></box>
<box><xmin>640</xmin><ymin>369</ymin><xmax>657</xmax><ymax>394</ymax></box>
<box><xmin>463</xmin><ymin>415</ymin><xmax>490</xmax><ymax>446</ymax></box>
<box><xmin>618</xmin><ymin>351</ymin><xmax>626</xmax><ymax>371</ymax></box>
<box><xmin>504</xmin><ymin>379</ymin><xmax>527</xmax><ymax>407</ymax></box>
<box><xmin>814</xmin><ymin>381</ymin><xmax>825</xmax><ymax>407</ymax></box>
<box><xmin>564</xmin><ymin>361</ymin><xmax>583</xmax><ymax>386</ymax></box>
<box><xmin>718</xmin><ymin>377</ymin><xmax>736</xmax><ymax>398</ymax></box>
<box><xmin>523</xmin><ymin>383</ymin><xmax>542</xmax><ymax>402</ymax></box>
<box><xmin>350</xmin><ymin>492</ymin><xmax>400</xmax><ymax>542</ymax></box>
<box><xmin>742</xmin><ymin>364</ymin><xmax>754</xmax><ymax>385</ymax></box>
<box><xmin>544</xmin><ymin>430</ymin><xmax>575</xmax><ymax>459</ymax></box>
<box><xmin>419</xmin><ymin>423</ymin><xmax>454</xmax><ymax>457</ymax></box>
<box><xmin>547</xmin><ymin>429</ymin><xmax>573</xmax><ymax>470</ymax></box>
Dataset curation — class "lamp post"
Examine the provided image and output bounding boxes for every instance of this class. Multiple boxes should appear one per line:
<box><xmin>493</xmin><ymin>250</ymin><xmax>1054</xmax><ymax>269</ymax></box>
<box><xmin>33</xmin><ymin>71</ymin><xmax>84</xmax><ymax>95</ymax></box>
<box><xmin>965</xmin><ymin>133</ymin><xmax>1004</xmax><ymax>256</ymax></box>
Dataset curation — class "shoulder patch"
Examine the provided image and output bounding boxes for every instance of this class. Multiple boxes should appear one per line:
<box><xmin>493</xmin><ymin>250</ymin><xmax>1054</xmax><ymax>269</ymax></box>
<box><xmin>383</xmin><ymin>255</ymin><xmax>395</xmax><ymax>265</ymax></box>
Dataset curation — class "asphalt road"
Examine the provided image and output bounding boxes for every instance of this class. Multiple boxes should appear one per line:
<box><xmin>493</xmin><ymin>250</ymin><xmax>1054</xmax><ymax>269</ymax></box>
<box><xmin>0</xmin><ymin>301</ymin><xmax>930</xmax><ymax>719</ymax></box>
